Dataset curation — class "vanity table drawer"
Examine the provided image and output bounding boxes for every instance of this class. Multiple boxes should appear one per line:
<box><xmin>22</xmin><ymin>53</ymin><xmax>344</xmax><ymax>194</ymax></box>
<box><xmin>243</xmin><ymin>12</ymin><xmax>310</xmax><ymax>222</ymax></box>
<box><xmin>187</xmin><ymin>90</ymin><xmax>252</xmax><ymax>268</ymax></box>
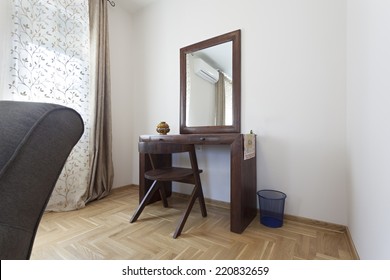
<box><xmin>187</xmin><ymin>135</ymin><xmax>222</xmax><ymax>144</ymax></box>
<box><xmin>139</xmin><ymin>134</ymin><xmax>239</xmax><ymax>144</ymax></box>
<box><xmin>141</xmin><ymin>135</ymin><xmax>179</xmax><ymax>142</ymax></box>
<box><xmin>144</xmin><ymin>135</ymin><xmax>220</xmax><ymax>144</ymax></box>
<box><xmin>188</xmin><ymin>134</ymin><xmax>240</xmax><ymax>144</ymax></box>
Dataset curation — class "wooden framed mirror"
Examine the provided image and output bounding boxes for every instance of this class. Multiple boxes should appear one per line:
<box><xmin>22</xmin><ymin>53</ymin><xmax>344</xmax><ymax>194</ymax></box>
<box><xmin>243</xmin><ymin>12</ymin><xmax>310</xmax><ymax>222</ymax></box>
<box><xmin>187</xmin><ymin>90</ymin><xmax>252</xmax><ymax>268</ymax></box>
<box><xmin>180</xmin><ymin>30</ymin><xmax>241</xmax><ymax>134</ymax></box>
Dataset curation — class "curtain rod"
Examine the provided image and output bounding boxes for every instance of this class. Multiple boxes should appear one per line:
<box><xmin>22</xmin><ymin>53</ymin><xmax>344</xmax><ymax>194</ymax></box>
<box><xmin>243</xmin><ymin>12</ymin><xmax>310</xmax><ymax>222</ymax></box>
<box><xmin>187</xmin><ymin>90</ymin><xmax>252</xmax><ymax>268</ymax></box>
<box><xmin>107</xmin><ymin>0</ymin><xmax>115</xmax><ymax>7</ymax></box>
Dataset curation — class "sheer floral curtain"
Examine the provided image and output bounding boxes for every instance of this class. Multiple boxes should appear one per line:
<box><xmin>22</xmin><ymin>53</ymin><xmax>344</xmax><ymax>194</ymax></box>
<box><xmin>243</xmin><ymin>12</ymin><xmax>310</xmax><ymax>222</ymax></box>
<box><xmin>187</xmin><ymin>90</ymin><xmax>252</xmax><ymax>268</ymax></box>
<box><xmin>0</xmin><ymin>1</ymin><xmax>13</xmax><ymax>100</ymax></box>
<box><xmin>5</xmin><ymin>0</ymin><xmax>113</xmax><ymax>211</ymax></box>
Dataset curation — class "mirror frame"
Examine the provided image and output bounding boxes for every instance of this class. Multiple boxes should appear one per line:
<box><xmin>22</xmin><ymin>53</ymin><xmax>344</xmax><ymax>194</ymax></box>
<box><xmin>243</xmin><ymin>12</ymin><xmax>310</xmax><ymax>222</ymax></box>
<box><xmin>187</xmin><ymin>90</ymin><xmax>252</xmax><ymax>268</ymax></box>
<box><xmin>180</xmin><ymin>29</ymin><xmax>241</xmax><ymax>134</ymax></box>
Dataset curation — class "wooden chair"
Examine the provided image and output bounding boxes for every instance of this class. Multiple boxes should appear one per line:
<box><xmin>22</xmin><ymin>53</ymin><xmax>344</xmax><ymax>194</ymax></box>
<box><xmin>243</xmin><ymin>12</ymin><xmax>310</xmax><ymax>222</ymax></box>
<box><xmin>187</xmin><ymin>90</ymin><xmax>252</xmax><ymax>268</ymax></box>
<box><xmin>130</xmin><ymin>142</ymin><xmax>207</xmax><ymax>238</ymax></box>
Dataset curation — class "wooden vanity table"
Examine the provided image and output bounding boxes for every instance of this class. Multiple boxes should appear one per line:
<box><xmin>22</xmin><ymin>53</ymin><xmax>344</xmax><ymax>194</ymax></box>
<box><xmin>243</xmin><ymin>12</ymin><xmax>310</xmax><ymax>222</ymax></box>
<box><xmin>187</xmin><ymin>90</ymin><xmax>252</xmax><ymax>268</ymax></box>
<box><xmin>138</xmin><ymin>133</ymin><xmax>257</xmax><ymax>234</ymax></box>
<box><xmin>137</xmin><ymin>29</ymin><xmax>255</xmax><ymax>234</ymax></box>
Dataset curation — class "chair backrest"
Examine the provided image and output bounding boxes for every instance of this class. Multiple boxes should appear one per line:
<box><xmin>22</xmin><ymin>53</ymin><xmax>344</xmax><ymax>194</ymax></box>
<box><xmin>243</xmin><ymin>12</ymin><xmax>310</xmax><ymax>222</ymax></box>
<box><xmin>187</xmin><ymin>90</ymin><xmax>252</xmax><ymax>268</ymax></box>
<box><xmin>0</xmin><ymin>101</ymin><xmax>84</xmax><ymax>259</ymax></box>
<box><xmin>139</xmin><ymin>142</ymin><xmax>200</xmax><ymax>172</ymax></box>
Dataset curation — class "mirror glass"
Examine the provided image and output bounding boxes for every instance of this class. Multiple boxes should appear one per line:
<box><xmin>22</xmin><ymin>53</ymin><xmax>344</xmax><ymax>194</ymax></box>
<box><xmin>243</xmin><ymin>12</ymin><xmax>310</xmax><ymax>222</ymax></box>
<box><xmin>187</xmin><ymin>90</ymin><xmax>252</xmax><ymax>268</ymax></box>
<box><xmin>180</xmin><ymin>30</ymin><xmax>241</xmax><ymax>134</ymax></box>
<box><xmin>186</xmin><ymin>42</ymin><xmax>233</xmax><ymax>127</ymax></box>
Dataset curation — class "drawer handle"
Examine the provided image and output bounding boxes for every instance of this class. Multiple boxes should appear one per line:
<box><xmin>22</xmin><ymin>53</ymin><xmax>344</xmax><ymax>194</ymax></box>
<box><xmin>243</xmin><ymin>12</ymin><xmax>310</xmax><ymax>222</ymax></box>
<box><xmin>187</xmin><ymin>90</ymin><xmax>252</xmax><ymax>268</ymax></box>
<box><xmin>158</xmin><ymin>138</ymin><xmax>164</xmax><ymax>141</ymax></box>
<box><xmin>200</xmin><ymin>137</ymin><xmax>206</xmax><ymax>141</ymax></box>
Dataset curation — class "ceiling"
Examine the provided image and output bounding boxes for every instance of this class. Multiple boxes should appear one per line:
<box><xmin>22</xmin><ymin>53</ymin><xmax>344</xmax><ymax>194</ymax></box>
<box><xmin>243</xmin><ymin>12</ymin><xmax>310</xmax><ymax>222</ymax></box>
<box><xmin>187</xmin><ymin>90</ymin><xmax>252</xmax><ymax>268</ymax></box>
<box><xmin>113</xmin><ymin>0</ymin><xmax>232</xmax><ymax>78</ymax></box>
<box><xmin>114</xmin><ymin>0</ymin><xmax>157</xmax><ymax>14</ymax></box>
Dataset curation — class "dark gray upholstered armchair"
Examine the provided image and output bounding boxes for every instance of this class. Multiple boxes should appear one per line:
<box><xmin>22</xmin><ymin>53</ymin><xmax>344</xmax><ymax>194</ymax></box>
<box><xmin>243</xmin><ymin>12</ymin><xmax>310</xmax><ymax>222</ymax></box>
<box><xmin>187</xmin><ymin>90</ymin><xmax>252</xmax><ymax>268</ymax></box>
<box><xmin>0</xmin><ymin>101</ymin><xmax>84</xmax><ymax>259</ymax></box>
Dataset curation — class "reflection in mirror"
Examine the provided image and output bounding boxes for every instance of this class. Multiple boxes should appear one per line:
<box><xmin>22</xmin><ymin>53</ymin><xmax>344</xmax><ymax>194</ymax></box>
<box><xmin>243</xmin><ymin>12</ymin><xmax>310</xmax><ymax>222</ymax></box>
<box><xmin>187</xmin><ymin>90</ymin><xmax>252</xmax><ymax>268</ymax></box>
<box><xmin>186</xmin><ymin>42</ymin><xmax>233</xmax><ymax>127</ymax></box>
<box><xmin>180</xmin><ymin>30</ymin><xmax>241</xmax><ymax>134</ymax></box>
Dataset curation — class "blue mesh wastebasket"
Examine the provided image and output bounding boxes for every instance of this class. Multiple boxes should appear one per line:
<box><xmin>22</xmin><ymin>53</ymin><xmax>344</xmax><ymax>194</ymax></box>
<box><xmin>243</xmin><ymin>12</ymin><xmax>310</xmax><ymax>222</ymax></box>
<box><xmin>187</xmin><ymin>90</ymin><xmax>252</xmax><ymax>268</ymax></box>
<box><xmin>257</xmin><ymin>189</ymin><xmax>287</xmax><ymax>228</ymax></box>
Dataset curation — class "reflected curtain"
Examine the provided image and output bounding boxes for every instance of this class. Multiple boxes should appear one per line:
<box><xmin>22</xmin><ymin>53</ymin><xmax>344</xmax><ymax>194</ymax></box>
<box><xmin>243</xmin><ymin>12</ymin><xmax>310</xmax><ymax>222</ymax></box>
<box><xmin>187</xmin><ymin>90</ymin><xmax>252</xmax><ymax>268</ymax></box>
<box><xmin>215</xmin><ymin>71</ymin><xmax>225</xmax><ymax>126</ymax></box>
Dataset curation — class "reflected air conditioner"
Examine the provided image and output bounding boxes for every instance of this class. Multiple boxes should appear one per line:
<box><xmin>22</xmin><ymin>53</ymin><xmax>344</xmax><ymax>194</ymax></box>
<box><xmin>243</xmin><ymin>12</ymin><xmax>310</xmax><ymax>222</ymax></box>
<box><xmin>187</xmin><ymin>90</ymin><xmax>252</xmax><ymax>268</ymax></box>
<box><xmin>193</xmin><ymin>58</ymin><xmax>219</xmax><ymax>83</ymax></box>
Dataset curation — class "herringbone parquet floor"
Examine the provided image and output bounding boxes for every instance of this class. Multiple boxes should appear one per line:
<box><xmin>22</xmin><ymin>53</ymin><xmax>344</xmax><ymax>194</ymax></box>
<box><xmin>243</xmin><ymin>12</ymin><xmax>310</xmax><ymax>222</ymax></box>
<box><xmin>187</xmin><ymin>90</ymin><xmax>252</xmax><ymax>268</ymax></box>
<box><xmin>31</xmin><ymin>185</ymin><xmax>357</xmax><ymax>260</ymax></box>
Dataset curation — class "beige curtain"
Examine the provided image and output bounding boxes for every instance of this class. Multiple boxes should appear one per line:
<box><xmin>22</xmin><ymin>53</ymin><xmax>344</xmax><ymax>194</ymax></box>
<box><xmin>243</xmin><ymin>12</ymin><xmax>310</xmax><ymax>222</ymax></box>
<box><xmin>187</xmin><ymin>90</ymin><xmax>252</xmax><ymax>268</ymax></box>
<box><xmin>87</xmin><ymin>0</ymin><xmax>114</xmax><ymax>202</ymax></box>
<box><xmin>215</xmin><ymin>71</ymin><xmax>226</xmax><ymax>126</ymax></box>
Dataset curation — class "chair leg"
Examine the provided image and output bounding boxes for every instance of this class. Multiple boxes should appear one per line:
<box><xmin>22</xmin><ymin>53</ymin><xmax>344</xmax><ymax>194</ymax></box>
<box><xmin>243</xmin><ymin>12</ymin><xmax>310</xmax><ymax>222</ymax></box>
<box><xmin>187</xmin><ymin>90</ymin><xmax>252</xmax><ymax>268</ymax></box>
<box><xmin>130</xmin><ymin>180</ymin><xmax>159</xmax><ymax>223</ymax></box>
<box><xmin>173</xmin><ymin>188</ymin><xmax>196</xmax><ymax>239</ymax></box>
<box><xmin>193</xmin><ymin>172</ymin><xmax>207</xmax><ymax>217</ymax></box>
<box><xmin>159</xmin><ymin>182</ymin><xmax>169</xmax><ymax>208</ymax></box>
<box><xmin>173</xmin><ymin>185</ymin><xmax>205</xmax><ymax>239</ymax></box>
<box><xmin>197</xmin><ymin>186</ymin><xmax>207</xmax><ymax>218</ymax></box>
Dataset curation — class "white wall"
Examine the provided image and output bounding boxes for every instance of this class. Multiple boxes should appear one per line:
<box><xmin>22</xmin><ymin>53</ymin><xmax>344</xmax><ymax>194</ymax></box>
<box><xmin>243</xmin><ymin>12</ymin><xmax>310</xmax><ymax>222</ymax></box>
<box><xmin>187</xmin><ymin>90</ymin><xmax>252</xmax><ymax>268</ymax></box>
<box><xmin>107</xmin><ymin>3</ymin><xmax>135</xmax><ymax>188</ymax></box>
<box><xmin>347</xmin><ymin>0</ymin><xmax>390</xmax><ymax>260</ymax></box>
<box><xmin>125</xmin><ymin>0</ymin><xmax>348</xmax><ymax>224</ymax></box>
